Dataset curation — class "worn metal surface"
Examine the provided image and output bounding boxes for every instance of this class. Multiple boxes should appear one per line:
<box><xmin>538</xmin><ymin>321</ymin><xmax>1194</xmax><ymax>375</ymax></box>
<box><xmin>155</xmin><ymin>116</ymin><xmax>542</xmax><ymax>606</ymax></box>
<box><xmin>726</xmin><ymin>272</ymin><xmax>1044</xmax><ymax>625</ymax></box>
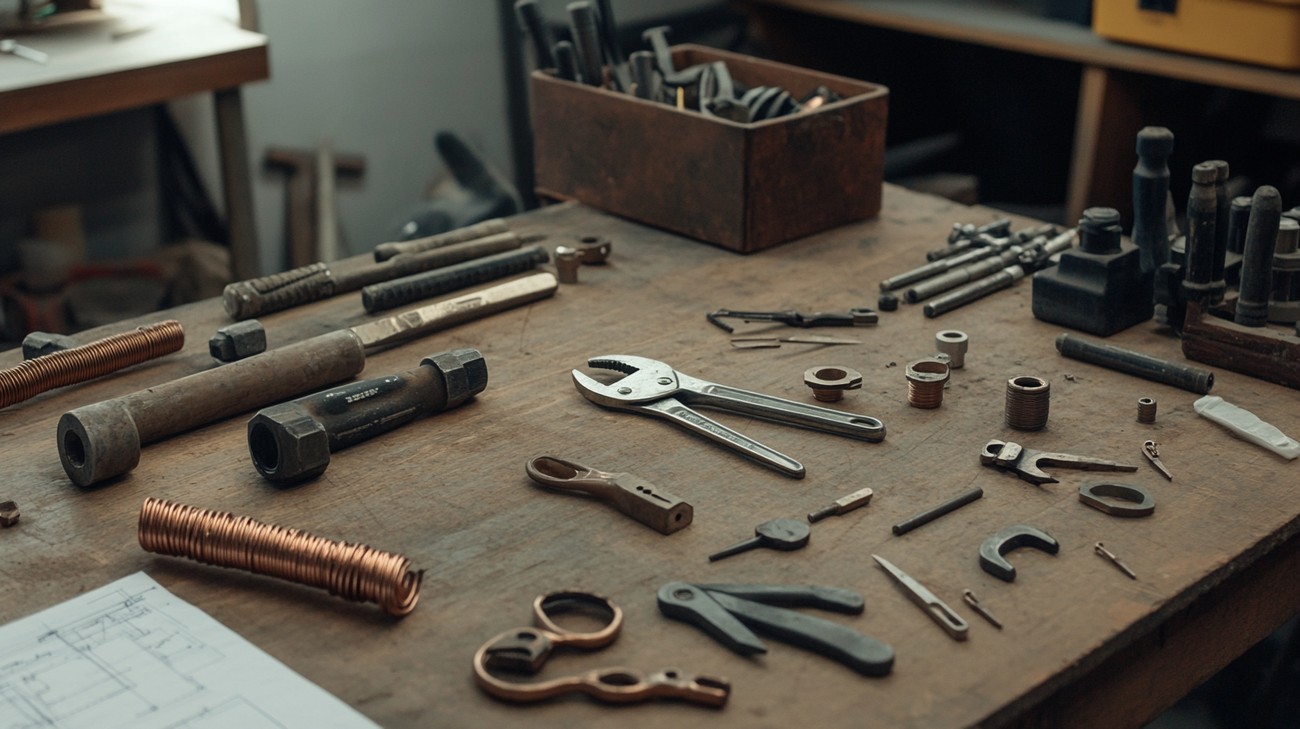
<box><xmin>56</xmin><ymin>330</ymin><xmax>367</xmax><ymax>487</ymax></box>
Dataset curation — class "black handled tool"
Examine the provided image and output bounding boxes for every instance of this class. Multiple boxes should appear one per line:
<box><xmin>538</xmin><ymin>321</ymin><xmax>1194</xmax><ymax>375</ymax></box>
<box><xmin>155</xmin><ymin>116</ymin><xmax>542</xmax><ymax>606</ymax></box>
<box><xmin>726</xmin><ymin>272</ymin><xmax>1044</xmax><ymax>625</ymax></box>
<box><xmin>247</xmin><ymin>349</ymin><xmax>487</xmax><ymax>484</ymax></box>
<box><xmin>707</xmin><ymin>519</ymin><xmax>809</xmax><ymax>562</ymax></box>
<box><xmin>657</xmin><ymin>582</ymin><xmax>894</xmax><ymax>676</ymax></box>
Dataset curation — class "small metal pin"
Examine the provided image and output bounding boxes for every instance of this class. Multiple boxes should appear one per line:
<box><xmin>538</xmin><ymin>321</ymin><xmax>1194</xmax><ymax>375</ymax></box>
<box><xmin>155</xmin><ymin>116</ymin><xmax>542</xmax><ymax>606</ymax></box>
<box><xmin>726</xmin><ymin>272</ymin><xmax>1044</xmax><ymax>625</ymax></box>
<box><xmin>1094</xmin><ymin>542</ymin><xmax>1137</xmax><ymax>580</ymax></box>
<box><xmin>962</xmin><ymin>589</ymin><xmax>1002</xmax><ymax>629</ymax></box>
<box><xmin>808</xmin><ymin>487</ymin><xmax>873</xmax><ymax>522</ymax></box>
<box><xmin>1142</xmin><ymin>440</ymin><xmax>1173</xmax><ymax>480</ymax></box>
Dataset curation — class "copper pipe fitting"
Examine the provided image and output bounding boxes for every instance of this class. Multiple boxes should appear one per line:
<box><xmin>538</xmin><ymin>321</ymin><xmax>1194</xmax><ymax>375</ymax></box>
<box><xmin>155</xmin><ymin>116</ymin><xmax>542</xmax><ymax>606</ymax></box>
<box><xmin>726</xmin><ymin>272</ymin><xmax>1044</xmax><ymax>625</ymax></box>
<box><xmin>0</xmin><ymin>320</ymin><xmax>184</xmax><ymax>410</ymax></box>
<box><xmin>906</xmin><ymin>359</ymin><xmax>950</xmax><ymax>408</ymax></box>
<box><xmin>804</xmin><ymin>365</ymin><xmax>862</xmax><ymax>402</ymax></box>
<box><xmin>1005</xmin><ymin>376</ymin><xmax>1051</xmax><ymax>430</ymax></box>
<box><xmin>138</xmin><ymin>497</ymin><xmax>422</xmax><ymax>617</ymax></box>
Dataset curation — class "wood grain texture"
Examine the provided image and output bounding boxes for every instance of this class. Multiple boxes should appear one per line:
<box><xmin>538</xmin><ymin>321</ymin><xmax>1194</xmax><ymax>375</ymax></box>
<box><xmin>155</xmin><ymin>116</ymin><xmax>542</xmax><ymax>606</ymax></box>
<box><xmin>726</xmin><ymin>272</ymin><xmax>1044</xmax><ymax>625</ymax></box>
<box><xmin>0</xmin><ymin>186</ymin><xmax>1297</xmax><ymax>728</ymax></box>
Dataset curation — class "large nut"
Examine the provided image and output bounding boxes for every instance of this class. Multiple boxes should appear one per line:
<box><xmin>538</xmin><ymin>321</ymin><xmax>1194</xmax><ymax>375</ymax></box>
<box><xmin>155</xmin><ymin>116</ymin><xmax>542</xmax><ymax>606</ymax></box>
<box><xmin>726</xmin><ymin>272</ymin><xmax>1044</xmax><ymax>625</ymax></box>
<box><xmin>209</xmin><ymin>320</ymin><xmax>267</xmax><ymax>362</ymax></box>
<box><xmin>424</xmin><ymin>348</ymin><xmax>488</xmax><ymax>409</ymax></box>
<box><xmin>804</xmin><ymin>366</ymin><xmax>862</xmax><ymax>402</ymax></box>
<box><xmin>247</xmin><ymin>404</ymin><xmax>331</xmax><ymax>484</ymax></box>
<box><xmin>0</xmin><ymin>501</ymin><xmax>19</xmax><ymax>527</ymax></box>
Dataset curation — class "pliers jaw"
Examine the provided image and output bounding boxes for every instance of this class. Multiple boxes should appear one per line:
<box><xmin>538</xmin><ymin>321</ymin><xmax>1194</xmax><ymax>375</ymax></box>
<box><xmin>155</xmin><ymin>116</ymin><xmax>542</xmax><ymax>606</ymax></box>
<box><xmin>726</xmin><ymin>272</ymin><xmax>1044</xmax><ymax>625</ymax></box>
<box><xmin>571</xmin><ymin>355</ymin><xmax>680</xmax><ymax>408</ymax></box>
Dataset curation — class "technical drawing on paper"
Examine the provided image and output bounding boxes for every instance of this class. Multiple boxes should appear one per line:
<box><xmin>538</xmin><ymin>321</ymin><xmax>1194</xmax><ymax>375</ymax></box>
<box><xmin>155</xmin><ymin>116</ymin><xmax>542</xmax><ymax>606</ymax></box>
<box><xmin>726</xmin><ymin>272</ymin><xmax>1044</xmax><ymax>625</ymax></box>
<box><xmin>0</xmin><ymin>572</ymin><xmax>376</xmax><ymax>729</ymax></box>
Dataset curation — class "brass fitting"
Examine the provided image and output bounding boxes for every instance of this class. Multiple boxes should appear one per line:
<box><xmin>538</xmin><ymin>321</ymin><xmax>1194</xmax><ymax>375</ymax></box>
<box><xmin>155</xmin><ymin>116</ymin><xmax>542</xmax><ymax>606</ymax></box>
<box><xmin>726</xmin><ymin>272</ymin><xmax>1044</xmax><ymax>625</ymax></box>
<box><xmin>804</xmin><ymin>366</ymin><xmax>862</xmax><ymax>402</ymax></box>
<box><xmin>905</xmin><ymin>359</ymin><xmax>950</xmax><ymax>408</ymax></box>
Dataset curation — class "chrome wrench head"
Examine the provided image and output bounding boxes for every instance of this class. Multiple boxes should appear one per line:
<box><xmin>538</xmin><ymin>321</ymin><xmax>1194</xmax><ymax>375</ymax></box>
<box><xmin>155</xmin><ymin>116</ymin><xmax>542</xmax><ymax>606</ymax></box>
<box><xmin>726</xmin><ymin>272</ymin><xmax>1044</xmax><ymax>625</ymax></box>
<box><xmin>571</xmin><ymin>355</ymin><xmax>681</xmax><ymax>408</ymax></box>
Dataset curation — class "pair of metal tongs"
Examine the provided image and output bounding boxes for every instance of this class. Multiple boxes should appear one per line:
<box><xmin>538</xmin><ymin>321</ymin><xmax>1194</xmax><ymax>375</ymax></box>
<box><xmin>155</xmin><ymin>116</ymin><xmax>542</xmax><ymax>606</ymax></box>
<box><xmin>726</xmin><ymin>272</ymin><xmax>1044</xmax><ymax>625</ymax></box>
<box><xmin>656</xmin><ymin>583</ymin><xmax>894</xmax><ymax>676</ymax></box>
<box><xmin>473</xmin><ymin>592</ymin><xmax>729</xmax><ymax>707</ymax></box>
<box><xmin>571</xmin><ymin>355</ymin><xmax>885</xmax><ymax>478</ymax></box>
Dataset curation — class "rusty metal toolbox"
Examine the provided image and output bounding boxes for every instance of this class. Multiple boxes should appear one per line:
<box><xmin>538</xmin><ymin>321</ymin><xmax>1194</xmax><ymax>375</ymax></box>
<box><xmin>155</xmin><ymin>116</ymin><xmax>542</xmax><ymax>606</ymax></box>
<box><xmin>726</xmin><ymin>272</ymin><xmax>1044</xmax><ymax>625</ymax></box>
<box><xmin>1094</xmin><ymin>0</ymin><xmax>1300</xmax><ymax>69</ymax></box>
<box><xmin>530</xmin><ymin>45</ymin><xmax>889</xmax><ymax>254</ymax></box>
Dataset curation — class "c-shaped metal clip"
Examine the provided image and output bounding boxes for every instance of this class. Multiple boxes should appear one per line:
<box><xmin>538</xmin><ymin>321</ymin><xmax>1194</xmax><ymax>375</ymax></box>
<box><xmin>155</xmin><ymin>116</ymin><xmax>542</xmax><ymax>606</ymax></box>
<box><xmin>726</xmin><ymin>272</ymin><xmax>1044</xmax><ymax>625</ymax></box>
<box><xmin>978</xmin><ymin>525</ymin><xmax>1060</xmax><ymax>582</ymax></box>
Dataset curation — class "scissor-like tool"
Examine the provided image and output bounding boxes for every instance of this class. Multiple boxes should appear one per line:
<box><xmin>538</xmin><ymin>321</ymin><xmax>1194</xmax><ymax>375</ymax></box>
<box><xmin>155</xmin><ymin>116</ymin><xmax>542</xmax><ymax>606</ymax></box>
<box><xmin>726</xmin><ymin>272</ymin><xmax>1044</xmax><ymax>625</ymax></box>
<box><xmin>979</xmin><ymin>439</ymin><xmax>1138</xmax><ymax>485</ymax></box>
<box><xmin>473</xmin><ymin>591</ymin><xmax>730</xmax><ymax>707</ymax></box>
<box><xmin>572</xmin><ymin>355</ymin><xmax>885</xmax><ymax>479</ymax></box>
<box><xmin>656</xmin><ymin>583</ymin><xmax>894</xmax><ymax>677</ymax></box>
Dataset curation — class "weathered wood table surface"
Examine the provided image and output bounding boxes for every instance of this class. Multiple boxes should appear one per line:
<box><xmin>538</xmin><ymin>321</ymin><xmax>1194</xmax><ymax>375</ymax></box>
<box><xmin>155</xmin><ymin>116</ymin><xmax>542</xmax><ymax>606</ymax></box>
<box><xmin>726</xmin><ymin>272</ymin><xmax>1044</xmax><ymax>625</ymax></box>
<box><xmin>2</xmin><ymin>185</ymin><xmax>1297</xmax><ymax>728</ymax></box>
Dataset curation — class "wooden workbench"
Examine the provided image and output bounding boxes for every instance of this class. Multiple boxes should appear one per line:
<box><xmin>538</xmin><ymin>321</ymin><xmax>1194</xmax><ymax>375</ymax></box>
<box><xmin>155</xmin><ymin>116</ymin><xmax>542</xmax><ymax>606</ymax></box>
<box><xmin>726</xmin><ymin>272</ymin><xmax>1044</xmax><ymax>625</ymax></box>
<box><xmin>1</xmin><ymin>186</ymin><xmax>1297</xmax><ymax>728</ymax></box>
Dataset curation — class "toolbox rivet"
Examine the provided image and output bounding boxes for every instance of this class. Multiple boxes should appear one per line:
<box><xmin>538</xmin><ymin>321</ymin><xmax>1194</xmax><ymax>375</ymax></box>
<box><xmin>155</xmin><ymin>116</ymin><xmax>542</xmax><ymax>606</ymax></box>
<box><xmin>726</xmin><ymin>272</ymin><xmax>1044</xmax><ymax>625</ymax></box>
<box><xmin>618</xmin><ymin>387</ymin><xmax>632</xmax><ymax>395</ymax></box>
<box><xmin>657</xmin><ymin>377</ymin><xmax>672</xmax><ymax>386</ymax></box>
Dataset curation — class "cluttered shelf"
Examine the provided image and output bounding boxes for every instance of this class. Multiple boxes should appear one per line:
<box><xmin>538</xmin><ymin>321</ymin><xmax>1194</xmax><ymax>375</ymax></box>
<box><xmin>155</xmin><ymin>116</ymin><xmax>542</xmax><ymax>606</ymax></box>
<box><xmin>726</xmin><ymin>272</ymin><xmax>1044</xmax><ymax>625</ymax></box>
<box><xmin>0</xmin><ymin>185</ymin><xmax>1297</xmax><ymax>728</ymax></box>
<box><xmin>737</xmin><ymin>0</ymin><xmax>1300</xmax><ymax>99</ymax></box>
<box><xmin>737</xmin><ymin>0</ymin><xmax>1300</xmax><ymax>229</ymax></box>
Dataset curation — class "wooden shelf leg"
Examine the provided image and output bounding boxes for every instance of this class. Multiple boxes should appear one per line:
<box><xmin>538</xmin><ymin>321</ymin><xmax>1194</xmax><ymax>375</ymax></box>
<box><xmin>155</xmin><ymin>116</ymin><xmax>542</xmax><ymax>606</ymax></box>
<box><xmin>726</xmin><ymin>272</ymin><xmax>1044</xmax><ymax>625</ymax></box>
<box><xmin>1068</xmin><ymin>65</ymin><xmax>1146</xmax><ymax>226</ymax></box>
<box><xmin>215</xmin><ymin>87</ymin><xmax>260</xmax><ymax>280</ymax></box>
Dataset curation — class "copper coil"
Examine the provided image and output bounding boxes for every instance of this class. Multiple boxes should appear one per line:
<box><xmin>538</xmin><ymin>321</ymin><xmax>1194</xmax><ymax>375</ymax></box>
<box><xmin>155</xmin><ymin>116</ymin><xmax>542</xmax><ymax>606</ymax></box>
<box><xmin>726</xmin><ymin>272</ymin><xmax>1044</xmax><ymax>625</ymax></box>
<box><xmin>138</xmin><ymin>497</ymin><xmax>422</xmax><ymax>617</ymax></box>
<box><xmin>0</xmin><ymin>320</ymin><xmax>184</xmax><ymax>409</ymax></box>
<box><xmin>906</xmin><ymin>358</ymin><xmax>950</xmax><ymax>409</ymax></box>
<box><xmin>1005</xmin><ymin>376</ymin><xmax>1050</xmax><ymax>431</ymax></box>
<box><xmin>1137</xmin><ymin>397</ymin><xmax>1157</xmax><ymax>423</ymax></box>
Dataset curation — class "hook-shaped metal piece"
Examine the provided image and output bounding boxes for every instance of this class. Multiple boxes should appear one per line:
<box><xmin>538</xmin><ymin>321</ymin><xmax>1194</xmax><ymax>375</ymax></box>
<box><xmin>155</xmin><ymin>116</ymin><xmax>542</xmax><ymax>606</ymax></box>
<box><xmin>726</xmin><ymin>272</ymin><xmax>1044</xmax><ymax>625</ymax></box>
<box><xmin>978</xmin><ymin>525</ymin><xmax>1060</xmax><ymax>582</ymax></box>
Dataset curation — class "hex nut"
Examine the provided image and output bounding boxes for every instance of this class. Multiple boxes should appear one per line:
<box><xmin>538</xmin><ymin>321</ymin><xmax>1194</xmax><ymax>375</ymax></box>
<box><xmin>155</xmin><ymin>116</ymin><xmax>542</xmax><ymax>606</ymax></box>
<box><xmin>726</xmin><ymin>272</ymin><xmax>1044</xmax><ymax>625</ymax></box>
<box><xmin>247</xmin><ymin>404</ymin><xmax>331</xmax><ymax>484</ymax></box>
<box><xmin>210</xmin><ymin>320</ymin><xmax>267</xmax><ymax>362</ymax></box>
<box><xmin>804</xmin><ymin>365</ymin><xmax>863</xmax><ymax>402</ymax></box>
<box><xmin>935</xmin><ymin>330</ymin><xmax>969</xmax><ymax>368</ymax></box>
<box><xmin>0</xmin><ymin>501</ymin><xmax>19</xmax><ymax>527</ymax></box>
<box><xmin>423</xmin><ymin>348</ymin><xmax>489</xmax><ymax>409</ymax></box>
<box><xmin>877</xmin><ymin>293</ymin><xmax>899</xmax><ymax>312</ymax></box>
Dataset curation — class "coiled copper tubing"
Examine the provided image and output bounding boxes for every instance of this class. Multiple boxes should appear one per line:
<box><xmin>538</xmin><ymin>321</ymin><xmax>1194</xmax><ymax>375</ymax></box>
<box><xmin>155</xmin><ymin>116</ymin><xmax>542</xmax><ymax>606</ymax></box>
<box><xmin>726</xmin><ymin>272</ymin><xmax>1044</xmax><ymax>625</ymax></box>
<box><xmin>1005</xmin><ymin>376</ymin><xmax>1050</xmax><ymax>431</ymax></box>
<box><xmin>138</xmin><ymin>497</ymin><xmax>422</xmax><ymax>616</ymax></box>
<box><xmin>0</xmin><ymin>320</ymin><xmax>184</xmax><ymax>409</ymax></box>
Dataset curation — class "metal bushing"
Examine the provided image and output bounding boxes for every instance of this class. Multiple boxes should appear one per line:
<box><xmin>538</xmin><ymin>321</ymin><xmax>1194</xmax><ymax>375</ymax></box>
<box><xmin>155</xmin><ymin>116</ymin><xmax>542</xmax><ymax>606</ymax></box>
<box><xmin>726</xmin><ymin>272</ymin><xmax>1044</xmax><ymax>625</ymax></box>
<box><xmin>1005</xmin><ymin>376</ymin><xmax>1050</xmax><ymax>431</ymax></box>
<box><xmin>57</xmin><ymin>399</ymin><xmax>143</xmax><ymax>488</ymax></box>
<box><xmin>555</xmin><ymin>246</ymin><xmax>580</xmax><ymax>284</ymax></box>
<box><xmin>905</xmin><ymin>359</ymin><xmax>950</xmax><ymax>409</ymax></box>
<box><xmin>1137</xmin><ymin>397</ymin><xmax>1157</xmax><ymax>423</ymax></box>
<box><xmin>804</xmin><ymin>365</ymin><xmax>862</xmax><ymax>402</ymax></box>
<box><xmin>935</xmin><ymin>330</ymin><xmax>969</xmax><ymax>368</ymax></box>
